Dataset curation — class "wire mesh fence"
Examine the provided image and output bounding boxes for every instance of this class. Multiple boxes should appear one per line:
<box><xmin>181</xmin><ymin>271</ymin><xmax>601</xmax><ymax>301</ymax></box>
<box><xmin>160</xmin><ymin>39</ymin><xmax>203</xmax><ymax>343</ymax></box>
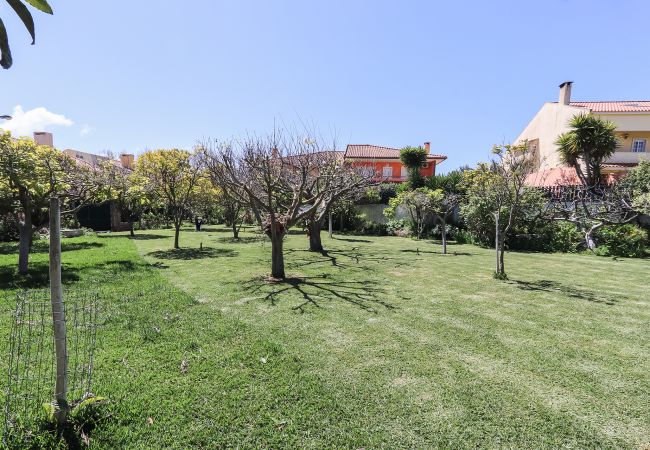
<box><xmin>2</xmin><ymin>289</ymin><xmax>99</xmax><ymax>445</ymax></box>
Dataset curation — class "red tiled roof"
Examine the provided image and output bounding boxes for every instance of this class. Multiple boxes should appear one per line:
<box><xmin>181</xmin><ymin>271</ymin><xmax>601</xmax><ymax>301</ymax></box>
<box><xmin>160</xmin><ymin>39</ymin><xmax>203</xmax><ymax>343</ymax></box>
<box><xmin>344</xmin><ymin>144</ymin><xmax>447</xmax><ymax>160</ymax></box>
<box><xmin>570</xmin><ymin>101</ymin><xmax>650</xmax><ymax>113</ymax></box>
<box><xmin>525</xmin><ymin>167</ymin><xmax>626</xmax><ymax>187</ymax></box>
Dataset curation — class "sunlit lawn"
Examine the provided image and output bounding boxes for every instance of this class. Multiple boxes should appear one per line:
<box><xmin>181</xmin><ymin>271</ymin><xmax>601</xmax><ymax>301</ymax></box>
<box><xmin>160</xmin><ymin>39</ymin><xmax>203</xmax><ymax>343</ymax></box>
<box><xmin>1</xmin><ymin>226</ymin><xmax>648</xmax><ymax>448</ymax></box>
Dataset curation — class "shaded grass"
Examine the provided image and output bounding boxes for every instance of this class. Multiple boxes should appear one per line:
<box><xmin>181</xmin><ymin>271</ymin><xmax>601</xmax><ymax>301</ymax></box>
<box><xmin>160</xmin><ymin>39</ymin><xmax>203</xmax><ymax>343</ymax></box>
<box><xmin>1</xmin><ymin>227</ymin><xmax>648</xmax><ymax>448</ymax></box>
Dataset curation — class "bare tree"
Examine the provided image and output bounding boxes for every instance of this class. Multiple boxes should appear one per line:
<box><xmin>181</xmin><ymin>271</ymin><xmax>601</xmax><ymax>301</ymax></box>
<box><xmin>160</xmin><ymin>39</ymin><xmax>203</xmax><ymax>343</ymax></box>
<box><xmin>546</xmin><ymin>184</ymin><xmax>638</xmax><ymax>250</ymax></box>
<box><xmin>302</xmin><ymin>152</ymin><xmax>374</xmax><ymax>252</ymax></box>
<box><xmin>201</xmin><ymin>130</ymin><xmax>346</xmax><ymax>279</ymax></box>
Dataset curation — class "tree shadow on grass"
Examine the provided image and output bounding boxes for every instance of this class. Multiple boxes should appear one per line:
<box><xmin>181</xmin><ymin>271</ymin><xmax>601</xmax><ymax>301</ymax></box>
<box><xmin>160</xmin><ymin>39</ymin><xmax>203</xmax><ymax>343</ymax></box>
<box><xmin>97</xmin><ymin>233</ymin><xmax>169</xmax><ymax>240</ymax></box>
<box><xmin>147</xmin><ymin>247</ymin><xmax>237</xmax><ymax>260</ymax></box>
<box><xmin>243</xmin><ymin>274</ymin><xmax>397</xmax><ymax>313</ymax></box>
<box><xmin>510</xmin><ymin>279</ymin><xmax>619</xmax><ymax>306</ymax></box>
<box><xmin>0</xmin><ymin>260</ymin><xmax>139</xmax><ymax>290</ymax></box>
<box><xmin>400</xmin><ymin>249</ymin><xmax>473</xmax><ymax>256</ymax></box>
<box><xmin>215</xmin><ymin>236</ymin><xmax>265</xmax><ymax>244</ymax></box>
<box><xmin>0</xmin><ymin>241</ymin><xmax>105</xmax><ymax>255</ymax></box>
<box><xmin>286</xmin><ymin>247</ymin><xmax>393</xmax><ymax>270</ymax></box>
<box><xmin>332</xmin><ymin>236</ymin><xmax>372</xmax><ymax>243</ymax></box>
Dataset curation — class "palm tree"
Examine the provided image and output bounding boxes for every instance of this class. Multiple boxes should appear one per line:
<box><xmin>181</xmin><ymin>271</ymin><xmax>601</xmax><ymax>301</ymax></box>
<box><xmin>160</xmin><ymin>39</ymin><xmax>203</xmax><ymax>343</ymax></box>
<box><xmin>1</xmin><ymin>0</ymin><xmax>53</xmax><ymax>69</ymax></box>
<box><xmin>555</xmin><ymin>113</ymin><xmax>619</xmax><ymax>188</ymax></box>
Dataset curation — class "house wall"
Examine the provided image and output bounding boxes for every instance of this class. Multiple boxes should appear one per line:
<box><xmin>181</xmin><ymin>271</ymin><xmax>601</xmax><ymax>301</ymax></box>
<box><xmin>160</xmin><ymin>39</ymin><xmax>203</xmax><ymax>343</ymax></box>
<box><xmin>515</xmin><ymin>102</ymin><xmax>588</xmax><ymax>170</ymax></box>
<box><xmin>349</xmin><ymin>159</ymin><xmax>436</xmax><ymax>182</ymax></box>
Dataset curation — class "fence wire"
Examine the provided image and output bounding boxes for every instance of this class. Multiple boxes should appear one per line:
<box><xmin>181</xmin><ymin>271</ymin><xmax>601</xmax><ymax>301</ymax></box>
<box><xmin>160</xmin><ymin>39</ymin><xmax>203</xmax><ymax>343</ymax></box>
<box><xmin>2</xmin><ymin>289</ymin><xmax>99</xmax><ymax>444</ymax></box>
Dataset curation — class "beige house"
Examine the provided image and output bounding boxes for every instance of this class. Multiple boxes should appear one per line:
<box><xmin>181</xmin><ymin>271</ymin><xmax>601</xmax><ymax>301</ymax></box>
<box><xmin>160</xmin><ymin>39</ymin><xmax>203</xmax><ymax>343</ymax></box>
<box><xmin>516</xmin><ymin>82</ymin><xmax>650</xmax><ymax>185</ymax></box>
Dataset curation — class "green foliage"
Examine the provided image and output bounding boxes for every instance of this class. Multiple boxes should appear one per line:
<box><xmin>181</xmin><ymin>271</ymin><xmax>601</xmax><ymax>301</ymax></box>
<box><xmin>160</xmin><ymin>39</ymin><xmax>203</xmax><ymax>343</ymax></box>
<box><xmin>384</xmin><ymin>187</ymin><xmax>443</xmax><ymax>239</ymax></box>
<box><xmin>1</xmin><ymin>0</ymin><xmax>52</xmax><ymax>69</ymax></box>
<box><xmin>550</xmin><ymin>222</ymin><xmax>584</xmax><ymax>253</ymax></box>
<box><xmin>400</xmin><ymin>146</ymin><xmax>428</xmax><ymax>189</ymax></box>
<box><xmin>555</xmin><ymin>114</ymin><xmax>619</xmax><ymax>187</ymax></box>
<box><xmin>595</xmin><ymin>224</ymin><xmax>648</xmax><ymax>258</ymax></box>
<box><xmin>386</xmin><ymin>218</ymin><xmax>409</xmax><ymax>237</ymax></box>
<box><xmin>619</xmin><ymin>160</ymin><xmax>650</xmax><ymax>215</ymax></box>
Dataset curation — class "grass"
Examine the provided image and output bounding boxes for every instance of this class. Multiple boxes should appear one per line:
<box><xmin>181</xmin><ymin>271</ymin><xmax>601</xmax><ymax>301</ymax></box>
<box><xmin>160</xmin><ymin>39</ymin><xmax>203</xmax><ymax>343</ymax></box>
<box><xmin>1</xmin><ymin>227</ymin><xmax>649</xmax><ymax>448</ymax></box>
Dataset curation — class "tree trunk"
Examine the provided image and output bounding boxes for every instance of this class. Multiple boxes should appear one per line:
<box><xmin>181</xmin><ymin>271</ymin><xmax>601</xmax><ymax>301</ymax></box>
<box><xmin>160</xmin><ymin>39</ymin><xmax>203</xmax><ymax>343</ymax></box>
<box><xmin>174</xmin><ymin>224</ymin><xmax>181</xmax><ymax>249</ymax></box>
<box><xmin>328</xmin><ymin>212</ymin><xmax>333</xmax><ymax>239</ymax></box>
<box><xmin>49</xmin><ymin>198</ymin><xmax>69</xmax><ymax>426</ymax></box>
<box><xmin>271</xmin><ymin>235</ymin><xmax>285</xmax><ymax>279</ymax></box>
<box><xmin>232</xmin><ymin>222</ymin><xmax>239</xmax><ymax>240</ymax></box>
<box><xmin>129</xmin><ymin>221</ymin><xmax>135</xmax><ymax>237</ymax></box>
<box><xmin>499</xmin><ymin>239</ymin><xmax>506</xmax><ymax>275</ymax></box>
<box><xmin>441</xmin><ymin>218</ymin><xmax>447</xmax><ymax>255</ymax></box>
<box><xmin>18</xmin><ymin>221</ymin><xmax>32</xmax><ymax>275</ymax></box>
<box><xmin>494</xmin><ymin>212</ymin><xmax>501</xmax><ymax>275</ymax></box>
<box><xmin>308</xmin><ymin>217</ymin><xmax>323</xmax><ymax>252</ymax></box>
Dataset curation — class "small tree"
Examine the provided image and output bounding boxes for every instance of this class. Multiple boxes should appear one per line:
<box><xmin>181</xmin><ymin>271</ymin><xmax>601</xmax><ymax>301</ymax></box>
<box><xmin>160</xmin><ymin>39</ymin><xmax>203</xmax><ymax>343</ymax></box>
<box><xmin>555</xmin><ymin>113</ymin><xmax>619</xmax><ymax>189</ymax></box>
<box><xmin>400</xmin><ymin>146</ymin><xmax>428</xmax><ymax>189</ymax></box>
<box><xmin>464</xmin><ymin>143</ymin><xmax>535</xmax><ymax>278</ymax></box>
<box><xmin>0</xmin><ymin>133</ymin><xmax>97</xmax><ymax>274</ymax></box>
<box><xmin>134</xmin><ymin>149</ymin><xmax>202</xmax><ymax>249</ymax></box>
<box><xmin>384</xmin><ymin>187</ymin><xmax>442</xmax><ymax>240</ymax></box>
<box><xmin>303</xmin><ymin>153</ymin><xmax>374</xmax><ymax>252</ymax></box>
<box><xmin>201</xmin><ymin>131</ymin><xmax>342</xmax><ymax>279</ymax></box>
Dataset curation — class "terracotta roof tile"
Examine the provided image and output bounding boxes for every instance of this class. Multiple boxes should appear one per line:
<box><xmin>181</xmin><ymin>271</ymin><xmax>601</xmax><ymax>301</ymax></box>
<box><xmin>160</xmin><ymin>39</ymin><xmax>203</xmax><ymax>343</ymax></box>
<box><xmin>344</xmin><ymin>144</ymin><xmax>447</xmax><ymax>160</ymax></box>
<box><xmin>570</xmin><ymin>101</ymin><xmax>650</xmax><ymax>113</ymax></box>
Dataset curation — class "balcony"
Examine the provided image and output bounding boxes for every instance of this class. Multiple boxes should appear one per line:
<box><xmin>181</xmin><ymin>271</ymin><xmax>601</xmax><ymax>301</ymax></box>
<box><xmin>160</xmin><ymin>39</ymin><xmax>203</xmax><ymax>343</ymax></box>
<box><xmin>604</xmin><ymin>152</ymin><xmax>648</xmax><ymax>165</ymax></box>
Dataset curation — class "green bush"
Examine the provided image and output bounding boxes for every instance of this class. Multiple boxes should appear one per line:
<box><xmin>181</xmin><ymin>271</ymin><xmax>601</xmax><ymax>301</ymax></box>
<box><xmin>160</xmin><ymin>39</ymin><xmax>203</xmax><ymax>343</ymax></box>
<box><xmin>386</xmin><ymin>218</ymin><xmax>409</xmax><ymax>237</ymax></box>
<box><xmin>595</xmin><ymin>224</ymin><xmax>648</xmax><ymax>258</ymax></box>
<box><xmin>550</xmin><ymin>222</ymin><xmax>584</xmax><ymax>253</ymax></box>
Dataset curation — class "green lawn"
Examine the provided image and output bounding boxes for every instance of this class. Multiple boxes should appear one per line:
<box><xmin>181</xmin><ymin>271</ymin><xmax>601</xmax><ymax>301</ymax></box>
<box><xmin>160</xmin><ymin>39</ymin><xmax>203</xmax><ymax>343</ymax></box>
<box><xmin>1</xmin><ymin>227</ymin><xmax>649</xmax><ymax>448</ymax></box>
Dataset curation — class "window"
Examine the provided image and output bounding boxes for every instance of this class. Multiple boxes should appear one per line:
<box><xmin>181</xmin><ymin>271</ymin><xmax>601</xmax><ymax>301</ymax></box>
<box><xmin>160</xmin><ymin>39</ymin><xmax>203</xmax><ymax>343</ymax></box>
<box><xmin>401</xmin><ymin>166</ymin><xmax>408</xmax><ymax>178</ymax></box>
<box><xmin>421</xmin><ymin>162</ymin><xmax>429</xmax><ymax>168</ymax></box>
<box><xmin>382</xmin><ymin>166</ymin><xmax>393</xmax><ymax>178</ymax></box>
<box><xmin>632</xmin><ymin>139</ymin><xmax>646</xmax><ymax>153</ymax></box>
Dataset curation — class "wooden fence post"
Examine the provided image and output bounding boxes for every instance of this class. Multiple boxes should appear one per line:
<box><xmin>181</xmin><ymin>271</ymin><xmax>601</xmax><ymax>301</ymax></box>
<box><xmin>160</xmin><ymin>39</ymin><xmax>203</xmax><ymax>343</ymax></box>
<box><xmin>328</xmin><ymin>211</ymin><xmax>333</xmax><ymax>238</ymax></box>
<box><xmin>49</xmin><ymin>197</ymin><xmax>68</xmax><ymax>425</ymax></box>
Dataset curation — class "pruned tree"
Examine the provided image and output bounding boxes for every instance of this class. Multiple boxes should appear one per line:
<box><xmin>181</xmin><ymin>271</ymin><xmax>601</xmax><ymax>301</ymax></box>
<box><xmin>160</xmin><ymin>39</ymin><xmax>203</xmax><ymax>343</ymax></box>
<box><xmin>1</xmin><ymin>0</ymin><xmax>53</xmax><ymax>69</ymax></box>
<box><xmin>134</xmin><ymin>148</ymin><xmax>203</xmax><ymax>249</ymax></box>
<box><xmin>463</xmin><ymin>142</ymin><xmax>536</xmax><ymax>278</ymax></box>
<box><xmin>555</xmin><ymin>113</ymin><xmax>619</xmax><ymax>189</ymax></box>
<box><xmin>0</xmin><ymin>132</ymin><xmax>97</xmax><ymax>274</ymax></box>
<box><xmin>217</xmin><ymin>193</ymin><xmax>245</xmax><ymax>239</ymax></box>
<box><xmin>200</xmin><ymin>130</ymin><xmax>345</xmax><ymax>279</ymax></box>
<box><xmin>546</xmin><ymin>184</ymin><xmax>639</xmax><ymax>250</ymax></box>
<box><xmin>428</xmin><ymin>171</ymin><xmax>464</xmax><ymax>254</ymax></box>
<box><xmin>302</xmin><ymin>152</ymin><xmax>374</xmax><ymax>252</ymax></box>
<box><xmin>384</xmin><ymin>187</ymin><xmax>442</xmax><ymax>240</ymax></box>
<box><xmin>399</xmin><ymin>146</ymin><xmax>428</xmax><ymax>189</ymax></box>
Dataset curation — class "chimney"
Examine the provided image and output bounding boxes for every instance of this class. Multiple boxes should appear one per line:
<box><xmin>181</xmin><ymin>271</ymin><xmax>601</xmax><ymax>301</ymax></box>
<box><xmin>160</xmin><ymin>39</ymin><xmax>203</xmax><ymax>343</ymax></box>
<box><xmin>120</xmin><ymin>153</ymin><xmax>134</xmax><ymax>169</ymax></box>
<box><xmin>424</xmin><ymin>142</ymin><xmax>431</xmax><ymax>153</ymax></box>
<box><xmin>33</xmin><ymin>131</ymin><xmax>54</xmax><ymax>147</ymax></box>
<box><xmin>559</xmin><ymin>81</ymin><xmax>573</xmax><ymax>105</ymax></box>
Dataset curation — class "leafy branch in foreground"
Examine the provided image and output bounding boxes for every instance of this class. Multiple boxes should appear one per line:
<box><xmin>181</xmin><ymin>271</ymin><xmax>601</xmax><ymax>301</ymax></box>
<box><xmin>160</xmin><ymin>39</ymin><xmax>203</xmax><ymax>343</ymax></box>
<box><xmin>1</xmin><ymin>0</ymin><xmax>53</xmax><ymax>69</ymax></box>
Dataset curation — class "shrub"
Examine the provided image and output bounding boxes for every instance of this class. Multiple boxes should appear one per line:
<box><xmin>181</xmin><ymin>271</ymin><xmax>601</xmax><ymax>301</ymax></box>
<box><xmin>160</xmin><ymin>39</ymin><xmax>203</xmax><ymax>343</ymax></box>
<box><xmin>0</xmin><ymin>214</ymin><xmax>19</xmax><ymax>242</ymax></box>
<box><xmin>386</xmin><ymin>218</ymin><xmax>409</xmax><ymax>237</ymax></box>
<box><xmin>550</xmin><ymin>222</ymin><xmax>583</xmax><ymax>253</ymax></box>
<box><xmin>595</xmin><ymin>224</ymin><xmax>648</xmax><ymax>258</ymax></box>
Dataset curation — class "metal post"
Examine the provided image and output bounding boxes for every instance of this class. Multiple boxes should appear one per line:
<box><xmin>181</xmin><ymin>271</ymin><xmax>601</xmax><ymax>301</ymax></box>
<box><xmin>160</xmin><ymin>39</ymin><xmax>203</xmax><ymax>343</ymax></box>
<box><xmin>328</xmin><ymin>211</ymin><xmax>333</xmax><ymax>239</ymax></box>
<box><xmin>49</xmin><ymin>197</ymin><xmax>68</xmax><ymax>425</ymax></box>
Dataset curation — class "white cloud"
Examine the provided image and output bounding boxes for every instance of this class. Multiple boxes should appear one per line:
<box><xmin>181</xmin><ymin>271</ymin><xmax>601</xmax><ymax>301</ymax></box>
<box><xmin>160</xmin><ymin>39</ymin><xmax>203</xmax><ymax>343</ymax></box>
<box><xmin>0</xmin><ymin>105</ymin><xmax>74</xmax><ymax>137</ymax></box>
<box><xmin>80</xmin><ymin>124</ymin><xmax>92</xmax><ymax>136</ymax></box>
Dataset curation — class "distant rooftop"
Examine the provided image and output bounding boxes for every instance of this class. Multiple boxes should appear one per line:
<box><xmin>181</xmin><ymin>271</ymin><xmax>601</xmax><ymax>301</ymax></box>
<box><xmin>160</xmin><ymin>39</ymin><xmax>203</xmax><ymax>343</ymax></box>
<box><xmin>570</xmin><ymin>101</ymin><xmax>650</xmax><ymax>113</ymax></box>
<box><xmin>345</xmin><ymin>144</ymin><xmax>446</xmax><ymax>160</ymax></box>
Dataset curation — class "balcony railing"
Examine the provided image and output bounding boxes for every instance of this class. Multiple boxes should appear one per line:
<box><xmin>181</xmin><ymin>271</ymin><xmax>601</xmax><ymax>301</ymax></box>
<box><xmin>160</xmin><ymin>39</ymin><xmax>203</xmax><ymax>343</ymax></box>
<box><xmin>605</xmin><ymin>152</ymin><xmax>648</xmax><ymax>164</ymax></box>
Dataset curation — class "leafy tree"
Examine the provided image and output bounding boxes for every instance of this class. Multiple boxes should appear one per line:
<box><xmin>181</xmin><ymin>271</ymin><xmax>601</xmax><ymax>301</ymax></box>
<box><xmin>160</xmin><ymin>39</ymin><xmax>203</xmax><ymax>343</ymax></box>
<box><xmin>384</xmin><ymin>187</ymin><xmax>442</xmax><ymax>240</ymax></box>
<box><xmin>0</xmin><ymin>132</ymin><xmax>96</xmax><ymax>273</ymax></box>
<box><xmin>428</xmin><ymin>171</ymin><xmax>464</xmax><ymax>254</ymax></box>
<box><xmin>399</xmin><ymin>146</ymin><xmax>428</xmax><ymax>189</ymax></box>
<box><xmin>555</xmin><ymin>113</ymin><xmax>619</xmax><ymax>189</ymax></box>
<box><xmin>619</xmin><ymin>160</ymin><xmax>650</xmax><ymax>215</ymax></box>
<box><xmin>134</xmin><ymin>149</ymin><xmax>203</xmax><ymax>249</ymax></box>
<box><xmin>463</xmin><ymin>142</ymin><xmax>536</xmax><ymax>279</ymax></box>
<box><xmin>1</xmin><ymin>0</ymin><xmax>53</xmax><ymax>69</ymax></box>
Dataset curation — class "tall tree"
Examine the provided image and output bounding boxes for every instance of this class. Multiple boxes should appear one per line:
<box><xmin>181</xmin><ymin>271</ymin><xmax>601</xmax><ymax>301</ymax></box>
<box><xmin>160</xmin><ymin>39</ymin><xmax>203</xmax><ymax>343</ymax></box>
<box><xmin>1</xmin><ymin>0</ymin><xmax>53</xmax><ymax>69</ymax></box>
<box><xmin>399</xmin><ymin>146</ymin><xmax>428</xmax><ymax>189</ymax></box>
<box><xmin>134</xmin><ymin>149</ymin><xmax>203</xmax><ymax>249</ymax></box>
<box><xmin>0</xmin><ymin>132</ymin><xmax>96</xmax><ymax>273</ymax></box>
<box><xmin>555</xmin><ymin>113</ymin><xmax>619</xmax><ymax>189</ymax></box>
<box><xmin>464</xmin><ymin>142</ymin><xmax>536</xmax><ymax>278</ymax></box>
<box><xmin>201</xmin><ymin>131</ymin><xmax>343</xmax><ymax>279</ymax></box>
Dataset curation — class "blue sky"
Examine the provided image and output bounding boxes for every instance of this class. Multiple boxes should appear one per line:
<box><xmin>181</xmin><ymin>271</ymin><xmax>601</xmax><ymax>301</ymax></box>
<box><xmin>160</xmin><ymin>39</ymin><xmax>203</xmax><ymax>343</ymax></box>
<box><xmin>1</xmin><ymin>0</ymin><xmax>649</xmax><ymax>171</ymax></box>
